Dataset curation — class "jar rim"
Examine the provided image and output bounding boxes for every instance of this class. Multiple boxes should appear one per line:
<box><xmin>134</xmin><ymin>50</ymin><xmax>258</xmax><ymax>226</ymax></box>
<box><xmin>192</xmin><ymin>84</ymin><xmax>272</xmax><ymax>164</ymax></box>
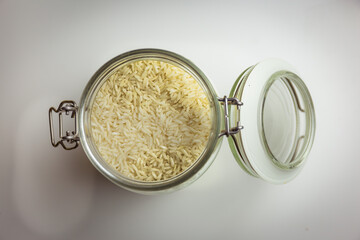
<box><xmin>78</xmin><ymin>48</ymin><xmax>222</xmax><ymax>193</ymax></box>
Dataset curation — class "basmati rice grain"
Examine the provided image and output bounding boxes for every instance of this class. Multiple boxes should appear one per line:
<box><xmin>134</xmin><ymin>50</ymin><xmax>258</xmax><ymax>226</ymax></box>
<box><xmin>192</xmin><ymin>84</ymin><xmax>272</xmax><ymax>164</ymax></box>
<box><xmin>91</xmin><ymin>60</ymin><xmax>211</xmax><ymax>181</ymax></box>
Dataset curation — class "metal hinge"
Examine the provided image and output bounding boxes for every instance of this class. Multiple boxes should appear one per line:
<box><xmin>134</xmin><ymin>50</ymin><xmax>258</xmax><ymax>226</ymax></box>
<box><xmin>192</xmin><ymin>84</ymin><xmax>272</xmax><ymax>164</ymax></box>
<box><xmin>49</xmin><ymin>100</ymin><xmax>79</xmax><ymax>150</ymax></box>
<box><xmin>218</xmin><ymin>96</ymin><xmax>243</xmax><ymax>138</ymax></box>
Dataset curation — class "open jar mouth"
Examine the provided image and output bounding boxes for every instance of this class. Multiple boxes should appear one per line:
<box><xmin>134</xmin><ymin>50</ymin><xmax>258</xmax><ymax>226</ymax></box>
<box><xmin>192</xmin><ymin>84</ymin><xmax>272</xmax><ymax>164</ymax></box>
<box><xmin>78</xmin><ymin>49</ymin><xmax>223</xmax><ymax>193</ymax></box>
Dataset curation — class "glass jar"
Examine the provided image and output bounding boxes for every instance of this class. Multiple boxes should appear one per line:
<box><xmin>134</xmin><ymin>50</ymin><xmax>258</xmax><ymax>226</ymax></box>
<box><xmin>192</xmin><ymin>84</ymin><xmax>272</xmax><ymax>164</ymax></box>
<box><xmin>49</xmin><ymin>49</ymin><xmax>315</xmax><ymax>194</ymax></box>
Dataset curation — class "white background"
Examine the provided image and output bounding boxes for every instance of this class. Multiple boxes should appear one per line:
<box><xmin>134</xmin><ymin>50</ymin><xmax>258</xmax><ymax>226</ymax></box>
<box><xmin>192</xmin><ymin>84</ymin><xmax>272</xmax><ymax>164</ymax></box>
<box><xmin>1</xmin><ymin>0</ymin><xmax>359</xmax><ymax>239</ymax></box>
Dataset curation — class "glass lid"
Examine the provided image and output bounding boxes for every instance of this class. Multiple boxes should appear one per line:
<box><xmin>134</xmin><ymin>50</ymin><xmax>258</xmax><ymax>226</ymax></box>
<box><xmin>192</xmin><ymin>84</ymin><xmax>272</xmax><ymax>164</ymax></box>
<box><xmin>228</xmin><ymin>59</ymin><xmax>316</xmax><ymax>183</ymax></box>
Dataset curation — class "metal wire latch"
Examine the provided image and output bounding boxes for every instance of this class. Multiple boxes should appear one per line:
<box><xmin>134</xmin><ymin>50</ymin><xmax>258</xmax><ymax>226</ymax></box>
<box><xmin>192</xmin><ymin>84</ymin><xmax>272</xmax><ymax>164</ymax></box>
<box><xmin>49</xmin><ymin>100</ymin><xmax>79</xmax><ymax>150</ymax></box>
<box><xmin>218</xmin><ymin>96</ymin><xmax>243</xmax><ymax>138</ymax></box>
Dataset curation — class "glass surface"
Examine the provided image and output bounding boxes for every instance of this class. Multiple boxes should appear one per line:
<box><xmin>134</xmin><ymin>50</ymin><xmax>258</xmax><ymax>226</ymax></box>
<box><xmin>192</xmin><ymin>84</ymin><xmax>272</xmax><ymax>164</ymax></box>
<box><xmin>262</xmin><ymin>77</ymin><xmax>297</xmax><ymax>165</ymax></box>
<box><xmin>78</xmin><ymin>49</ymin><xmax>223</xmax><ymax>194</ymax></box>
<box><xmin>228</xmin><ymin>60</ymin><xmax>316</xmax><ymax>182</ymax></box>
<box><xmin>227</xmin><ymin>66</ymin><xmax>260</xmax><ymax>177</ymax></box>
<box><xmin>260</xmin><ymin>71</ymin><xmax>313</xmax><ymax>169</ymax></box>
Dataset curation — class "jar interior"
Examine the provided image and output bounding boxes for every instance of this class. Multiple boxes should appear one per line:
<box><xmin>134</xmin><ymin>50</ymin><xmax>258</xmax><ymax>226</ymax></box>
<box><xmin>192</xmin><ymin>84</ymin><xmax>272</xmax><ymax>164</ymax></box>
<box><xmin>78</xmin><ymin>49</ymin><xmax>222</xmax><ymax>193</ymax></box>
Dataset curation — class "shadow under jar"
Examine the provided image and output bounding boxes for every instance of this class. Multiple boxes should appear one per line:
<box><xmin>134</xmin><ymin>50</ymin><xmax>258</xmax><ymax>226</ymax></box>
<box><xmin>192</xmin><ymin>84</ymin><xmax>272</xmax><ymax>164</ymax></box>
<box><xmin>49</xmin><ymin>49</ymin><xmax>315</xmax><ymax>194</ymax></box>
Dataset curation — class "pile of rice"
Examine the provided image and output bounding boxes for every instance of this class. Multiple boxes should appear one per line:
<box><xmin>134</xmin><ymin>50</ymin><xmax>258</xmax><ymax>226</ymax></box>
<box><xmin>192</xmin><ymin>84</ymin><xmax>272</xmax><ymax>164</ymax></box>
<box><xmin>90</xmin><ymin>60</ymin><xmax>211</xmax><ymax>181</ymax></box>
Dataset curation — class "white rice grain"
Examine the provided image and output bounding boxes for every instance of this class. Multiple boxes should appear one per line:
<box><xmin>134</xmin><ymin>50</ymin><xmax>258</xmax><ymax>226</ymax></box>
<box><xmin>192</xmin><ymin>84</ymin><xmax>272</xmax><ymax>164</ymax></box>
<box><xmin>91</xmin><ymin>60</ymin><xmax>211</xmax><ymax>181</ymax></box>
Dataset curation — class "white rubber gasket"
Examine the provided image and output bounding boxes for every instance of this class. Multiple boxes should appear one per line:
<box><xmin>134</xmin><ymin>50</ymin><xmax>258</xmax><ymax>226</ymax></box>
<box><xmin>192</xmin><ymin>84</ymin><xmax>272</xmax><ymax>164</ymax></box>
<box><xmin>240</xmin><ymin>59</ymin><xmax>304</xmax><ymax>184</ymax></box>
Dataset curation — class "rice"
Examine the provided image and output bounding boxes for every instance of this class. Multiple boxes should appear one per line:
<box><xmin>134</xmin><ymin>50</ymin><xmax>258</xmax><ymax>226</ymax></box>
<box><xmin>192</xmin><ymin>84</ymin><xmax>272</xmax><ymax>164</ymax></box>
<box><xmin>90</xmin><ymin>60</ymin><xmax>211</xmax><ymax>181</ymax></box>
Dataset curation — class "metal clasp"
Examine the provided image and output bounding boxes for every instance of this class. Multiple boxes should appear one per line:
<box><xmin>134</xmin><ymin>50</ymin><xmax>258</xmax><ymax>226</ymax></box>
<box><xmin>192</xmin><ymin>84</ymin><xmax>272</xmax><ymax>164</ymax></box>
<box><xmin>49</xmin><ymin>100</ymin><xmax>79</xmax><ymax>150</ymax></box>
<box><xmin>218</xmin><ymin>96</ymin><xmax>243</xmax><ymax>138</ymax></box>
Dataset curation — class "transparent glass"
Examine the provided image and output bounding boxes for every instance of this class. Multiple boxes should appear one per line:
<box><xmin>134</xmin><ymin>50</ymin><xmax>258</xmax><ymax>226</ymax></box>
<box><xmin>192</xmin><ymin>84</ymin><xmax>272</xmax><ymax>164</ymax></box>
<box><xmin>228</xmin><ymin>63</ymin><xmax>316</xmax><ymax>180</ymax></box>
<box><xmin>260</xmin><ymin>71</ymin><xmax>315</xmax><ymax>169</ymax></box>
<box><xmin>78</xmin><ymin>49</ymin><xmax>223</xmax><ymax>194</ymax></box>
